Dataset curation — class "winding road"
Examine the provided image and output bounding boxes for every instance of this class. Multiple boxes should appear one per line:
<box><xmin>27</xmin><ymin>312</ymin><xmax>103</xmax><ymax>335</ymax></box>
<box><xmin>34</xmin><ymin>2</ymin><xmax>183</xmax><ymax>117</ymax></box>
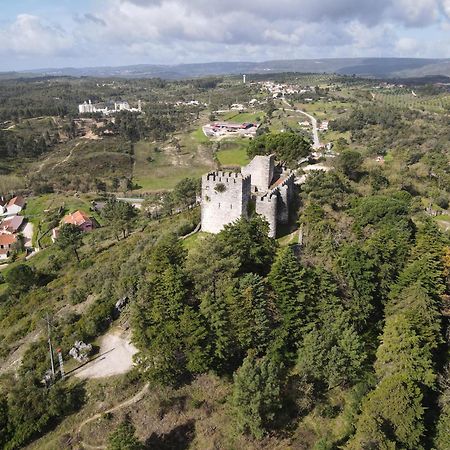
<box><xmin>282</xmin><ymin>97</ymin><xmax>322</xmax><ymax>149</ymax></box>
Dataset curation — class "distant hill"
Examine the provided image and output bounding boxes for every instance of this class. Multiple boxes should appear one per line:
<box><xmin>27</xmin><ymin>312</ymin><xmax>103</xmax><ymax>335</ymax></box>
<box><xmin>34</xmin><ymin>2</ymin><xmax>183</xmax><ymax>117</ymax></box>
<box><xmin>3</xmin><ymin>57</ymin><xmax>450</xmax><ymax>80</ymax></box>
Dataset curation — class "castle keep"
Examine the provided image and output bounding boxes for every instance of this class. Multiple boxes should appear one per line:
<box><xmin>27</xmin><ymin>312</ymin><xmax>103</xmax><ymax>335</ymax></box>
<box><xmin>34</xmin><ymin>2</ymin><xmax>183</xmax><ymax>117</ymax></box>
<box><xmin>201</xmin><ymin>155</ymin><xmax>295</xmax><ymax>237</ymax></box>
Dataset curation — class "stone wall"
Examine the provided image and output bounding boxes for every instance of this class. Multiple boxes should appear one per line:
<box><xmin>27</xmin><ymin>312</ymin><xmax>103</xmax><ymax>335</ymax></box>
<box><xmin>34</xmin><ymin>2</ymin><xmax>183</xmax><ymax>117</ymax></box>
<box><xmin>201</xmin><ymin>171</ymin><xmax>251</xmax><ymax>234</ymax></box>
<box><xmin>256</xmin><ymin>192</ymin><xmax>278</xmax><ymax>237</ymax></box>
<box><xmin>242</xmin><ymin>154</ymin><xmax>275</xmax><ymax>192</ymax></box>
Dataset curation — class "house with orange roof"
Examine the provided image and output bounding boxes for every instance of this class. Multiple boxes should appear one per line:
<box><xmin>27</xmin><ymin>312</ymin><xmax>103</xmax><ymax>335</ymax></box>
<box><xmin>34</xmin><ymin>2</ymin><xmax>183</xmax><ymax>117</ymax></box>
<box><xmin>62</xmin><ymin>210</ymin><xmax>95</xmax><ymax>232</ymax></box>
<box><xmin>0</xmin><ymin>234</ymin><xmax>17</xmax><ymax>260</ymax></box>
<box><xmin>52</xmin><ymin>210</ymin><xmax>96</xmax><ymax>242</ymax></box>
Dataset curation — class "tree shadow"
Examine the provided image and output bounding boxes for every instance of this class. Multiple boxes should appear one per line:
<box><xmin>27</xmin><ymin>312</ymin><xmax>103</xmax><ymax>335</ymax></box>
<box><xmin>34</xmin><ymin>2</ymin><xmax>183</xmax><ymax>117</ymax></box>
<box><xmin>144</xmin><ymin>420</ymin><xmax>195</xmax><ymax>450</ymax></box>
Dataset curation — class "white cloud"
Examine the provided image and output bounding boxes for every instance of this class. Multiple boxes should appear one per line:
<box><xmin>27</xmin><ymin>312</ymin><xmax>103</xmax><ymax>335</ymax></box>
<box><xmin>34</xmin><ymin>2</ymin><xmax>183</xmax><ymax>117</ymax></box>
<box><xmin>1</xmin><ymin>0</ymin><xmax>450</xmax><ymax>69</ymax></box>
<box><xmin>0</xmin><ymin>14</ymin><xmax>73</xmax><ymax>57</ymax></box>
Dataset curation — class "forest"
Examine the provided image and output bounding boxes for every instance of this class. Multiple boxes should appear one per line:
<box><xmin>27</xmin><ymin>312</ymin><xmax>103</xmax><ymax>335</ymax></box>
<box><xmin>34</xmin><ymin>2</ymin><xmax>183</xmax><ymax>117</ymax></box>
<box><xmin>0</xmin><ymin>73</ymin><xmax>449</xmax><ymax>449</ymax></box>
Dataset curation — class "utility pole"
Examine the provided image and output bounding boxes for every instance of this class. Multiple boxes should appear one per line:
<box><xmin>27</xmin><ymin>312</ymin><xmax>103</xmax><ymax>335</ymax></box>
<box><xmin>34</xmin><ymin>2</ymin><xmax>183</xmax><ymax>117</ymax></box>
<box><xmin>46</xmin><ymin>313</ymin><xmax>55</xmax><ymax>378</ymax></box>
<box><xmin>57</xmin><ymin>348</ymin><xmax>65</xmax><ymax>380</ymax></box>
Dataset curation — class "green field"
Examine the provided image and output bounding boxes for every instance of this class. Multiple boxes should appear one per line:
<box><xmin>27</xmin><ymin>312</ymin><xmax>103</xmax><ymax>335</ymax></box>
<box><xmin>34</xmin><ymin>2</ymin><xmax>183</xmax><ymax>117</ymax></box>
<box><xmin>25</xmin><ymin>193</ymin><xmax>102</xmax><ymax>246</ymax></box>
<box><xmin>219</xmin><ymin>111</ymin><xmax>265</xmax><ymax>123</ymax></box>
<box><xmin>216</xmin><ymin>140</ymin><xmax>250</xmax><ymax>167</ymax></box>
<box><xmin>132</xmin><ymin>139</ymin><xmax>214</xmax><ymax>192</ymax></box>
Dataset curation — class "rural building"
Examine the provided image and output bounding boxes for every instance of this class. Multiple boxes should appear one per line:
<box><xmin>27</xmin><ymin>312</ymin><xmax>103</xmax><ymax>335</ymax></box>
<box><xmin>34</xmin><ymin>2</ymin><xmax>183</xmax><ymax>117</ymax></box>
<box><xmin>0</xmin><ymin>234</ymin><xmax>16</xmax><ymax>260</ymax></box>
<box><xmin>4</xmin><ymin>196</ymin><xmax>25</xmax><ymax>216</ymax></box>
<box><xmin>201</xmin><ymin>155</ymin><xmax>295</xmax><ymax>237</ymax></box>
<box><xmin>0</xmin><ymin>215</ymin><xmax>25</xmax><ymax>234</ymax></box>
<box><xmin>52</xmin><ymin>210</ymin><xmax>96</xmax><ymax>242</ymax></box>
<box><xmin>202</xmin><ymin>121</ymin><xmax>259</xmax><ymax>138</ymax></box>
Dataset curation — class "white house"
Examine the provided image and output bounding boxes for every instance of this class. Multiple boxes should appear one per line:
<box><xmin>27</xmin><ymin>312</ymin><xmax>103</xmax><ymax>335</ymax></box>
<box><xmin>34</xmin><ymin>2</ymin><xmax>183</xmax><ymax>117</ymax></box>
<box><xmin>4</xmin><ymin>196</ymin><xmax>25</xmax><ymax>216</ymax></box>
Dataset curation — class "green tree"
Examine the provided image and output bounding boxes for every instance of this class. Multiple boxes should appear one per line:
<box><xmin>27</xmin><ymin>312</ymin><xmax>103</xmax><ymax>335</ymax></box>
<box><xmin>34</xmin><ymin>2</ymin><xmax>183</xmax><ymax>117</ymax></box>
<box><xmin>434</xmin><ymin>364</ymin><xmax>450</xmax><ymax>450</ymax></box>
<box><xmin>220</xmin><ymin>216</ymin><xmax>278</xmax><ymax>276</ymax></box>
<box><xmin>247</xmin><ymin>132</ymin><xmax>310</xmax><ymax>168</ymax></box>
<box><xmin>232</xmin><ymin>351</ymin><xmax>285</xmax><ymax>439</ymax></box>
<box><xmin>385</xmin><ymin>283</ymin><xmax>442</xmax><ymax>352</ymax></box>
<box><xmin>347</xmin><ymin>373</ymin><xmax>426</xmax><ymax>450</ymax></box>
<box><xmin>297</xmin><ymin>306</ymin><xmax>366</xmax><ymax>389</ymax></box>
<box><xmin>374</xmin><ymin>314</ymin><xmax>435</xmax><ymax>388</ymax></box>
<box><xmin>338</xmin><ymin>244</ymin><xmax>379</xmax><ymax>329</ymax></box>
<box><xmin>228</xmin><ymin>273</ymin><xmax>275</xmax><ymax>354</ymax></box>
<box><xmin>108</xmin><ymin>417</ymin><xmax>143</xmax><ymax>450</ymax></box>
<box><xmin>179</xmin><ymin>306</ymin><xmax>212</xmax><ymax>374</ymax></box>
<box><xmin>336</xmin><ymin>150</ymin><xmax>363</xmax><ymax>180</ymax></box>
<box><xmin>102</xmin><ymin>199</ymin><xmax>137</xmax><ymax>240</ymax></box>
<box><xmin>187</xmin><ymin>235</ymin><xmax>239</xmax><ymax>371</ymax></box>
<box><xmin>5</xmin><ymin>264</ymin><xmax>36</xmax><ymax>294</ymax></box>
<box><xmin>172</xmin><ymin>177</ymin><xmax>200</xmax><ymax>209</ymax></box>
<box><xmin>268</xmin><ymin>246</ymin><xmax>309</xmax><ymax>347</ymax></box>
<box><xmin>56</xmin><ymin>223</ymin><xmax>83</xmax><ymax>262</ymax></box>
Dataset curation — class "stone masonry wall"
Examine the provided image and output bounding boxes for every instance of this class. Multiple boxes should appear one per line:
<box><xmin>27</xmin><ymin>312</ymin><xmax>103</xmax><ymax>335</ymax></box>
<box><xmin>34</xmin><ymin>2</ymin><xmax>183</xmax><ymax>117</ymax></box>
<box><xmin>242</xmin><ymin>154</ymin><xmax>275</xmax><ymax>192</ymax></box>
<box><xmin>201</xmin><ymin>171</ymin><xmax>251</xmax><ymax>234</ymax></box>
<box><xmin>256</xmin><ymin>192</ymin><xmax>278</xmax><ymax>237</ymax></box>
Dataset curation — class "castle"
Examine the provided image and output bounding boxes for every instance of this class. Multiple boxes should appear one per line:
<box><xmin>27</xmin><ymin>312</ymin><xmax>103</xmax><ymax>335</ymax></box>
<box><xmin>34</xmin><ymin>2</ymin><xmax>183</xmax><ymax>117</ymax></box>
<box><xmin>201</xmin><ymin>155</ymin><xmax>295</xmax><ymax>237</ymax></box>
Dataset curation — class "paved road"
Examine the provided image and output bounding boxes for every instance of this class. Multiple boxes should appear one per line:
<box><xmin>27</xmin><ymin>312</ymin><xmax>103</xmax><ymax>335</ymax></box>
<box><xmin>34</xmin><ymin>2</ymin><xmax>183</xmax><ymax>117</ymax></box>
<box><xmin>282</xmin><ymin>98</ymin><xmax>321</xmax><ymax>149</ymax></box>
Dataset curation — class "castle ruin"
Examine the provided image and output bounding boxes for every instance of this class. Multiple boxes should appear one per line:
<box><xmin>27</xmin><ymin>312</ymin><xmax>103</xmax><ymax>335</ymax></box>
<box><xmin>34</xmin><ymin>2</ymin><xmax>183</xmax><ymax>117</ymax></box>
<box><xmin>201</xmin><ymin>155</ymin><xmax>295</xmax><ymax>237</ymax></box>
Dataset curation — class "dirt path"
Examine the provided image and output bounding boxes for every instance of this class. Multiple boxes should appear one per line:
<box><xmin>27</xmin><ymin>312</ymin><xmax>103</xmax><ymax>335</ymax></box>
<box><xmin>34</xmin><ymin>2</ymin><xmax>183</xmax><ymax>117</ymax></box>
<box><xmin>77</xmin><ymin>383</ymin><xmax>150</xmax><ymax>449</ymax></box>
<box><xmin>36</xmin><ymin>142</ymin><xmax>81</xmax><ymax>174</ymax></box>
<box><xmin>52</xmin><ymin>142</ymin><xmax>80</xmax><ymax>171</ymax></box>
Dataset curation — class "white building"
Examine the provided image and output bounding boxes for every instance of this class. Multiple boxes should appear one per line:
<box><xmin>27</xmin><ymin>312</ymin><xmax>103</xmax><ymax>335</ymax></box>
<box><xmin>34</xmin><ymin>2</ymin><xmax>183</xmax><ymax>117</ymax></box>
<box><xmin>79</xmin><ymin>99</ymin><xmax>142</xmax><ymax>116</ymax></box>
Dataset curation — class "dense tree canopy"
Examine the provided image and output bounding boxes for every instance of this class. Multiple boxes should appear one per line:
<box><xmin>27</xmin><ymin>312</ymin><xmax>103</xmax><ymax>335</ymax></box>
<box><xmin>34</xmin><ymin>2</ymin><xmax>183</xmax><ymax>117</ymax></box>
<box><xmin>247</xmin><ymin>132</ymin><xmax>311</xmax><ymax>168</ymax></box>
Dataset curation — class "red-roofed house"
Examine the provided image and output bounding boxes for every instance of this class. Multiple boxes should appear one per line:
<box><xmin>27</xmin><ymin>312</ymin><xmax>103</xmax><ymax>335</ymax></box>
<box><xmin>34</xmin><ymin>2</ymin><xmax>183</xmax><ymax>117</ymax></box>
<box><xmin>0</xmin><ymin>215</ymin><xmax>25</xmax><ymax>234</ymax></box>
<box><xmin>62</xmin><ymin>210</ymin><xmax>95</xmax><ymax>232</ymax></box>
<box><xmin>52</xmin><ymin>210</ymin><xmax>96</xmax><ymax>242</ymax></box>
<box><xmin>0</xmin><ymin>234</ymin><xmax>16</xmax><ymax>260</ymax></box>
<box><xmin>5</xmin><ymin>196</ymin><xmax>26</xmax><ymax>216</ymax></box>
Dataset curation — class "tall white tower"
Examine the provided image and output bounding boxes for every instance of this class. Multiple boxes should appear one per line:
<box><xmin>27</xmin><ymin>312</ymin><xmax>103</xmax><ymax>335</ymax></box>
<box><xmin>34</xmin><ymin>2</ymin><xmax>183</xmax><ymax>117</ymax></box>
<box><xmin>243</xmin><ymin>74</ymin><xmax>246</xmax><ymax>84</ymax></box>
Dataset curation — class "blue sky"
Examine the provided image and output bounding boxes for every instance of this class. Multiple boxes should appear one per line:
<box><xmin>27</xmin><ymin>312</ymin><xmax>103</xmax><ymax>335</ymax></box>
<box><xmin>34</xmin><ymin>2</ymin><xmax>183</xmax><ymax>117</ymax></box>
<box><xmin>1</xmin><ymin>0</ymin><xmax>450</xmax><ymax>71</ymax></box>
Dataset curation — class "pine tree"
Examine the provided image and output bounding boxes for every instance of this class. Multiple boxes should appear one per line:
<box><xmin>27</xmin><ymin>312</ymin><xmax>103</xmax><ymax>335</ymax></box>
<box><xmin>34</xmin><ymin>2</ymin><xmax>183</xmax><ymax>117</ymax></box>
<box><xmin>434</xmin><ymin>364</ymin><xmax>450</xmax><ymax>450</ymax></box>
<box><xmin>232</xmin><ymin>351</ymin><xmax>285</xmax><ymax>439</ymax></box>
<box><xmin>297</xmin><ymin>306</ymin><xmax>366</xmax><ymax>389</ymax></box>
<box><xmin>338</xmin><ymin>244</ymin><xmax>379</xmax><ymax>329</ymax></box>
<box><xmin>374</xmin><ymin>314</ymin><xmax>435</xmax><ymax>387</ymax></box>
<box><xmin>228</xmin><ymin>273</ymin><xmax>274</xmax><ymax>354</ymax></box>
<box><xmin>347</xmin><ymin>373</ymin><xmax>425</xmax><ymax>450</ymax></box>
<box><xmin>268</xmin><ymin>246</ymin><xmax>308</xmax><ymax>345</ymax></box>
<box><xmin>179</xmin><ymin>306</ymin><xmax>212</xmax><ymax>374</ymax></box>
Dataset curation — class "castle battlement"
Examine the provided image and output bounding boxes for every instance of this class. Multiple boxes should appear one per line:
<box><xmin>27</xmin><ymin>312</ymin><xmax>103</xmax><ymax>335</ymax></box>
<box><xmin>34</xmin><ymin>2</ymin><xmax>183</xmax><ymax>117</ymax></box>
<box><xmin>203</xmin><ymin>171</ymin><xmax>250</xmax><ymax>184</ymax></box>
<box><xmin>201</xmin><ymin>156</ymin><xmax>295</xmax><ymax>237</ymax></box>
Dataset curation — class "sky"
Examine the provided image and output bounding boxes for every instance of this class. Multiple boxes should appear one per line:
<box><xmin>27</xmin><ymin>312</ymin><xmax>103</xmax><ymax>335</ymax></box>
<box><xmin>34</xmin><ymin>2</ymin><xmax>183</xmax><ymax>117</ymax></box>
<box><xmin>1</xmin><ymin>0</ymin><xmax>450</xmax><ymax>71</ymax></box>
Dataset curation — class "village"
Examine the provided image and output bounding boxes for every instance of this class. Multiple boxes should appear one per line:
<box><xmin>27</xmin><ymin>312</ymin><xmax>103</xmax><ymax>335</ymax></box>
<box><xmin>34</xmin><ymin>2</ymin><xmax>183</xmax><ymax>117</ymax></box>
<box><xmin>0</xmin><ymin>195</ymin><xmax>100</xmax><ymax>267</ymax></box>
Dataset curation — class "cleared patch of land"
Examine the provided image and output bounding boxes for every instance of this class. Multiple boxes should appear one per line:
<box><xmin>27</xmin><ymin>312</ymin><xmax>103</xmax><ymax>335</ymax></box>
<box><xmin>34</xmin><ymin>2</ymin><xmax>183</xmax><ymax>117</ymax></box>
<box><xmin>74</xmin><ymin>328</ymin><xmax>138</xmax><ymax>379</ymax></box>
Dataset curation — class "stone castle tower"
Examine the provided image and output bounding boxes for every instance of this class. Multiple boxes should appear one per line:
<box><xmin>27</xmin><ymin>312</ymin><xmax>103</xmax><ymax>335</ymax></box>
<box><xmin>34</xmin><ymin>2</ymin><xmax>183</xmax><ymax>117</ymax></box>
<box><xmin>201</xmin><ymin>171</ymin><xmax>251</xmax><ymax>234</ymax></box>
<box><xmin>201</xmin><ymin>155</ymin><xmax>295</xmax><ymax>237</ymax></box>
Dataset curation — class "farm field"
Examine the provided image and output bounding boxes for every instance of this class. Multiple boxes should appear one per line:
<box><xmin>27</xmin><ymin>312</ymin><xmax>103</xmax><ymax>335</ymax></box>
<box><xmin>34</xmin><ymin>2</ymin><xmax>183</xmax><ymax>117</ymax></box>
<box><xmin>132</xmin><ymin>138</ymin><xmax>214</xmax><ymax>192</ymax></box>
<box><xmin>216</xmin><ymin>139</ymin><xmax>250</xmax><ymax>167</ymax></box>
<box><xmin>372</xmin><ymin>92</ymin><xmax>450</xmax><ymax>112</ymax></box>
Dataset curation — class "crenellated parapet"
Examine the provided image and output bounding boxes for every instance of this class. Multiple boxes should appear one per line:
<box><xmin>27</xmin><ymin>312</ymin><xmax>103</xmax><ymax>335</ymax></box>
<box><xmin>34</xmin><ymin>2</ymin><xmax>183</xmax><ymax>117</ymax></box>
<box><xmin>201</xmin><ymin>158</ymin><xmax>295</xmax><ymax>237</ymax></box>
<box><xmin>201</xmin><ymin>171</ymin><xmax>251</xmax><ymax>234</ymax></box>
